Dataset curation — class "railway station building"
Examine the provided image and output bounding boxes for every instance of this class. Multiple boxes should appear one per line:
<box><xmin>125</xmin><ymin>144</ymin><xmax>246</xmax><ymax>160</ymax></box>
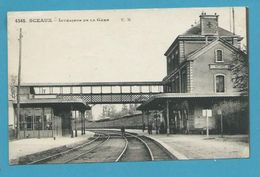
<box><xmin>10</xmin><ymin>13</ymin><xmax>248</xmax><ymax>139</ymax></box>
<box><xmin>138</xmin><ymin>13</ymin><xmax>248</xmax><ymax>134</ymax></box>
<box><xmin>12</xmin><ymin>86</ymin><xmax>90</xmax><ymax>139</ymax></box>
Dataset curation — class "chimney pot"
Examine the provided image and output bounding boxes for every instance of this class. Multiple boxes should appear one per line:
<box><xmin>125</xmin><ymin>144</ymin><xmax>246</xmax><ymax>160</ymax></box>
<box><xmin>200</xmin><ymin>13</ymin><xmax>219</xmax><ymax>35</ymax></box>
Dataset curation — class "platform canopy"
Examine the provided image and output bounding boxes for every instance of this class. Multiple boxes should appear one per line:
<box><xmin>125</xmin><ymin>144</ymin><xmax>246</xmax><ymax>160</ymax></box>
<box><xmin>12</xmin><ymin>98</ymin><xmax>91</xmax><ymax>110</ymax></box>
<box><xmin>137</xmin><ymin>93</ymin><xmax>244</xmax><ymax>111</ymax></box>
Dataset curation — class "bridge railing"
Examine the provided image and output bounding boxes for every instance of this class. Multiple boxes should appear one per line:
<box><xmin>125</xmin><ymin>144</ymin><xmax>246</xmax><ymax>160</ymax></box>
<box><xmin>22</xmin><ymin>81</ymin><xmax>164</xmax><ymax>104</ymax></box>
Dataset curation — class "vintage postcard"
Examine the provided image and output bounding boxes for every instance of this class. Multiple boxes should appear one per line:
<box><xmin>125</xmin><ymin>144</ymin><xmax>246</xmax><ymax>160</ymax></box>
<box><xmin>8</xmin><ymin>7</ymin><xmax>249</xmax><ymax>165</ymax></box>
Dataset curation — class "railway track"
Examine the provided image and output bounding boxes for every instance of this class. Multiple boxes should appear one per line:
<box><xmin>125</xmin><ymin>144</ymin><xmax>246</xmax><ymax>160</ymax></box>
<box><xmin>90</xmin><ymin>130</ymin><xmax>176</xmax><ymax>162</ymax></box>
<box><xmin>47</xmin><ymin>134</ymin><xmax>111</xmax><ymax>164</ymax></box>
<box><xmin>23</xmin><ymin>129</ymin><xmax>175</xmax><ymax>165</ymax></box>
<box><xmin>26</xmin><ymin>133</ymin><xmax>105</xmax><ymax>164</ymax></box>
<box><xmin>66</xmin><ymin>131</ymin><xmax>127</xmax><ymax>163</ymax></box>
<box><xmin>118</xmin><ymin>132</ymin><xmax>175</xmax><ymax>161</ymax></box>
<box><xmin>26</xmin><ymin>131</ymin><xmax>127</xmax><ymax>164</ymax></box>
<box><xmin>138</xmin><ymin>135</ymin><xmax>177</xmax><ymax>160</ymax></box>
<box><xmin>119</xmin><ymin>134</ymin><xmax>152</xmax><ymax>161</ymax></box>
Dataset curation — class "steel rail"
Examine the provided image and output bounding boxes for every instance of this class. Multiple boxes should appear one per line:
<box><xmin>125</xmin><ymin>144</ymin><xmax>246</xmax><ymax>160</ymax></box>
<box><xmin>140</xmin><ymin>135</ymin><xmax>177</xmax><ymax>160</ymax></box>
<box><xmin>92</xmin><ymin>130</ymin><xmax>154</xmax><ymax>161</ymax></box>
<box><xmin>90</xmin><ymin>130</ymin><xmax>129</xmax><ymax>162</ymax></box>
<box><xmin>27</xmin><ymin>134</ymin><xmax>102</xmax><ymax>165</ymax></box>
<box><xmin>86</xmin><ymin>130</ymin><xmax>154</xmax><ymax>162</ymax></box>
<box><xmin>89</xmin><ymin>130</ymin><xmax>128</xmax><ymax>162</ymax></box>
<box><xmin>125</xmin><ymin>132</ymin><xmax>154</xmax><ymax>161</ymax></box>
<box><xmin>63</xmin><ymin>134</ymin><xmax>111</xmax><ymax>163</ymax></box>
<box><xmin>115</xmin><ymin>135</ymin><xmax>128</xmax><ymax>162</ymax></box>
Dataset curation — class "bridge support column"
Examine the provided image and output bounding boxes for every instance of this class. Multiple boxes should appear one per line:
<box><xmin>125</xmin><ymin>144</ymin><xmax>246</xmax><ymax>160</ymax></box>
<box><xmin>84</xmin><ymin>113</ymin><xmax>86</xmax><ymax>134</ymax></box>
<box><xmin>81</xmin><ymin>111</ymin><xmax>84</xmax><ymax>135</ymax></box>
<box><xmin>83</xmin><ymin>111</ymin><xmax>86</xmax><ymax>134</ymax></box>
<box><xmin>74</xmin><ymin>110</ymin><xmax>77</xmax><ymax>137</ymax></box>
<box><xmin>166</xmin><ymin>99</ymin><xmax>170</xmax><ymax>136</ymax></box>
<box><xmin>146</xmin><ymin>111</ymin><xmax>150</xmax><ymax>134</ymax></box>
<box><xmin>142</xmin><ymin>111</ymin><xmax>145</xmax><ymax>132</ymax></box>
<box><xmin>70</xmin><ymin>106</ymin><xmax>74</xmax><ymax>138</ymax></box>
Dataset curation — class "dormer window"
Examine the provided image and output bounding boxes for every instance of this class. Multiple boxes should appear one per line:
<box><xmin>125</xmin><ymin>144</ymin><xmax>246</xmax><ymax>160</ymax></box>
<box><xmin>215</xmin><ymin>49</ymin><xmax>223</xmax><ymax>62</ymax></box>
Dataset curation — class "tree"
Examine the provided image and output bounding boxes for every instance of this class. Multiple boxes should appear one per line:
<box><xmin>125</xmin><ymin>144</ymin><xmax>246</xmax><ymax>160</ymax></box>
<box><xmin>100</xmin><ymin>105</ymin><xmax>118</xmax><ymax>119</ymax></box>
<box><xmin>212</xmin><ymin>99</ymin><xmax>248</xmax><ymax>134</ymax></box>
<box><xmin>9</xmin><ymin>74</ymin><xmax>18</xmax><ymax>100</ymax></box>
<box><xmin>128</xmin><ymin>104</ymin><xmax>135</xmax><ymax>114</ymax></box>
<box><xmin>101</xmin><ymin>105</ymin><xmax>109</xmax><ymax>118</ymax></box>
<box><xmin>121</xmin><ymin>104</ymin><xmax>128</xmax><ymax>116</ymax></box>
<box><xmin>228</xmin><ymin>49</ymin><xmax>249</xmax><ymax>133</ymax></box>
<box><xmin>231</xmin><ymin>51</ymin><xmax>248</xmax><ymax>94</ymax></box>
<box><xmin>213</xmin><ymin>100</ymin><xmax>246</xmax><ymax>117</ymax></box>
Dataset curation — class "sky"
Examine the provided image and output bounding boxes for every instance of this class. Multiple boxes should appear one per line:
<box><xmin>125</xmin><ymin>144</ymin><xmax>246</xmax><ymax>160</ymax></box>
<box><xmin>8</xmin><ymin>7</ymin><xmax>247</xmax><ymax>83</ymax></box>
<box><xmin>8</xmin><ymin>7</ymin><xmax>247</xmax><ymax>120</ymax></box>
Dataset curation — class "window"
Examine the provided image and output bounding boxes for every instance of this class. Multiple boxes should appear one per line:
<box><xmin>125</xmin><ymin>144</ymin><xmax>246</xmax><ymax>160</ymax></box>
<box><xmin>43</xmin><ymin>108</ymin><xmax>52</xmax><ymax>130</ymax></box>
<box><xmin>215</xmin><ymin>75</ymin><xmax>225</xmax><ymax>93</ymax></box>
<box><xmin>166</xmin><ymin>84</ymin><xmax>172</xmax><ymax>93</ymax></box>
<box><xmin>167</xmin><ymin>57</ymin><xmax>171</xmax><ymax>63</ymax></box>
<box><xmin>19</xmin><ymin>114</ymin><xmax>26</xmax><ymax>130</ymax></box>
<box><xmin>171</xmin><ymin>53</ymin><xmax>175</xmax><ymax>60</ymax></box>
<box><xmin>172</xmin><ymin>75</ymin><xmax>180</xmax><ymax>93</ymax></box>
<box><xmin>216</xmin><ymin>49</ymin><xmax>223</xmax><ymax>62</ymax></box>
<box><xmin>35</xmin><ymin>116</ymin><xmax>42</xmax><ymax>130</ymax></box>
<box><xmin>25</xmin><ymin>116</ymin><xmax>33</xmax><ymax>130</ymax></box>
<box><xmin>181</xmin><ymin>69</ymin><xmax>187</xmax><ymax>93</ymax></box>
<box><xmin>34</xmin><ymin>108</ymin><xmax>43</xmax><ymax>130</ymax></box>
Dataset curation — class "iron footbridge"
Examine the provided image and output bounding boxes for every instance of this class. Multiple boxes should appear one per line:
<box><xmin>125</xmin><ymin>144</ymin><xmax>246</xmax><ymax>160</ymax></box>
<box><xmin>21</xmin><ymin>81</ymin><xmax>163</xmax><ymax>104</ymax></box>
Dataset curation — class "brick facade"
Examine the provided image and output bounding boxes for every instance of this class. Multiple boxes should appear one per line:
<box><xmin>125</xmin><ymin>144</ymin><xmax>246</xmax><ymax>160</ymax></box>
<box><xmin>160</xmin><ymin>13</ymin><xmax>247</xmax><ymax>133</ymax></box>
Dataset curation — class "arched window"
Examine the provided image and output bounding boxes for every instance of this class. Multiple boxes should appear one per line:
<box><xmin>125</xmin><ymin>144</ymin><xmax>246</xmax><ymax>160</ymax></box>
<box><xmin>215</xmin><ymin>75</ymin><xmax>225</xmax><ymax>93</ymax></box>
<box><xmin>216</xmin><ymin>49</ymin><xmax>223</xmax><ymax>62</ymax></box>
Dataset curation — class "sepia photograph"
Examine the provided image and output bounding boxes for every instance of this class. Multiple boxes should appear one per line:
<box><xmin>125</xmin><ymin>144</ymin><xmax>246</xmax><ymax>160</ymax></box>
<box><xmin>8</xmin><ymin>7</ymin><xmax>249</xmax><ymax>165</ymax></box>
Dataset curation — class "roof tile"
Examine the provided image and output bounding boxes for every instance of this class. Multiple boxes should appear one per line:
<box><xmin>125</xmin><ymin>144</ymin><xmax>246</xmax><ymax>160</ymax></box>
<box><xmin>182</xmin><ymin>24</ymin><xmax>237</xmax><ymax>36</ymax></box>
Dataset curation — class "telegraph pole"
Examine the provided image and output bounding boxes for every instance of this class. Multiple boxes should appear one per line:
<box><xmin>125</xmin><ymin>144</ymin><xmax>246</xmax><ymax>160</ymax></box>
<box><xmin>229</xmin><ymin>8</ymin><xmax>232</xmax><ymax>33</ymax></box>
<box><xmin>16</xmin><ymin>28</ymin><xmax>23</xmax><ymax>139</ymax></box>
<box><xmin>232</xmin><ymin>7</ymin><xmax>235</xmax><ymax>34</ymax></box>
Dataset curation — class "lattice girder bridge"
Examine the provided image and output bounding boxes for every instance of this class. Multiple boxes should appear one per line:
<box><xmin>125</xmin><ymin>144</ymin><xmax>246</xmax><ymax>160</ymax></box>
<box><xmin>22</xmin><ymin>81</ymin><xmax>164</xmax><ymax>104</ymax></box>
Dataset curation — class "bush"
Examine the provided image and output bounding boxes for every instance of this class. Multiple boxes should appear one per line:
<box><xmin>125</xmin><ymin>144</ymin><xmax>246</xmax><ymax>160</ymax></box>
<box><xmin>212</xmin><ymin>99</ymin><xmax>248</xmax><ymax>134</ymax></box>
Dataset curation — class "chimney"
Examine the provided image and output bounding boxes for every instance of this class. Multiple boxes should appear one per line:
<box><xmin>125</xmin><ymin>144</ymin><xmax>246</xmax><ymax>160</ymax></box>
<box><xmin>200</xmin><ymin>12</ymin><xmax>219</xmax><ymax>35</ymax></box>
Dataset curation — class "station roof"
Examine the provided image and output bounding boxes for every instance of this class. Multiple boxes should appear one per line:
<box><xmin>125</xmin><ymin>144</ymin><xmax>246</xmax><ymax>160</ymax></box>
<box><xmin>164</xmin><ymin>24</ymin><xmax>243</xmax><ymax>56</ymax></box>
<box><xmin>182</xmin><ymin>24</ymin><xmax>240</xmax><ymax>37</ymax></box>
<box><xmin>12</xmin><ymin>98</ymin><xmax>91</xmax><ymax>110</ymax></box>
<box><xmin>137</xmin><ymin>93</ymin><xmax>244</xmax><ymax>110</ymax></box>
<box><xmin>186</xmin><ymin>38</ymin><xmax>247</xmax><ymax>61</ymax></box>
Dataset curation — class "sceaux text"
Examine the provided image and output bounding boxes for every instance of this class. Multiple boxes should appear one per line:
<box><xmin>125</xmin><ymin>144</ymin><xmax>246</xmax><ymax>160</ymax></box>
<box><xmin>15</xmin><ymin>18</ymin><xmax>53</xmax><ymax>23</ymax></box>
<box><xmin>29</xmin><ymin>18</ymin><xmax>52</xmax><ymax>23</ymax></box>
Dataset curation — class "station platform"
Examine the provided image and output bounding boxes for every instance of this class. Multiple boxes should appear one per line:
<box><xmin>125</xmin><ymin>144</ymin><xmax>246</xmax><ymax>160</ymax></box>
<box><xmin>9</xmin><ymin>129</ymin><xmax>249</xmax><ymax>163</ymax></box>
<box><xmin>126</xmin><ymin>129</ymin><xmax>249</xmax><ymax>160</ymax></box>
<box><xmin>9</xmin><ymin>131</ymin><xmax>95</xmax><ymax>162</ymax></box>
